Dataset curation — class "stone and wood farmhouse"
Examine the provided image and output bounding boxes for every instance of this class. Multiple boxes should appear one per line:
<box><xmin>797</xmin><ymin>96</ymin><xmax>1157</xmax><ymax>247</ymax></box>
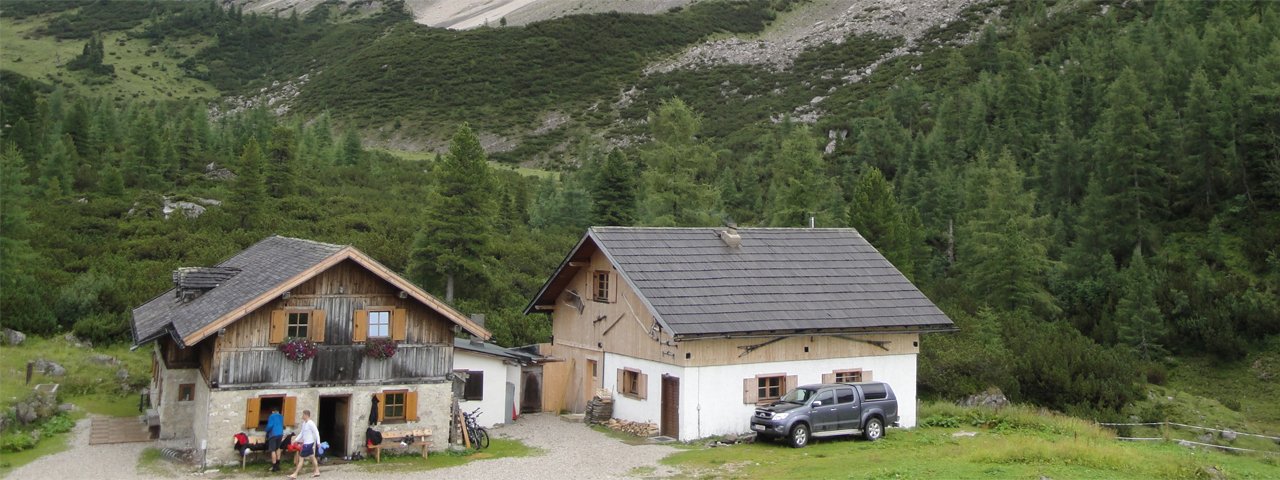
<box><xmin>525</xmin><ymin>227</ymin><xmax>955</xmax><ymax>441</ymax></box>
<box><xmin>130</xmin><ymin>236</ymin><xmax>489</xmax><ymax>465</ymax></box>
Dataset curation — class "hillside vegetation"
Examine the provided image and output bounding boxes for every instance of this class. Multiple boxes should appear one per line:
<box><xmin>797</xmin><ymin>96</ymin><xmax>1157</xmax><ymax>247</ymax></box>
<box><xmin>1</xmin><ymin>0</ymin><xmax>1278</xmax><ymax>444</ymax></box>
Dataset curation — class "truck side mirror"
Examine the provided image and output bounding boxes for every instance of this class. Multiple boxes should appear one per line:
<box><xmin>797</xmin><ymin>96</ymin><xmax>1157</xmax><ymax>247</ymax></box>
<box><xmin>811</xmin><ymin>400</ymin><xmax>822</xmax><ymax>407</ymax></box>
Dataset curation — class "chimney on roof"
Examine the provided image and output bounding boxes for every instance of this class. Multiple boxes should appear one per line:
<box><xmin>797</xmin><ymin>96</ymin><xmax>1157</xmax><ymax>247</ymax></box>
<box><xmin>469</xmin><ymin>314</ymin><xmax>486</xmax><ymax>346</ymax></box>
<box><xmin>719</xmin><ymin>221</ymin><xmax>742</xmax><ymax>248</ymax></box>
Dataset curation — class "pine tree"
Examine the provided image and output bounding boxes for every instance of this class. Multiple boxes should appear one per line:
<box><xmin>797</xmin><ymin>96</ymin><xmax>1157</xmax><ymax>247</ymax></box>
<box><xmin>409</xmin><ymin>123</ymin><xmax>497</xmax><ymax>302</ymax></box>
<box><xmin>0</xmin><ymin>144</ymin><xmax>56</xmax><ymax>333</ymax></box>
<box><xmin>266</xmin><ymin>127</ymin><xmax>296</xmax><ymax>198</ymax></box>
<box><xmin>639</xmin><ymin>99</ymin><xmax>719</xmax><ymax>226</ymax></box>
<box><xmin>590</xmin><ymin>150</ymin><xmax>637</xmax><ymax>226</ymax></box>
<box><xmin>765</xmin><ymin>126</ymin><xmax>844</xmax><ymax>227</ymax></box>
<box><xmin>230</xmin><ymin>139</ymin><xmax>266</xmax><ymax>229</ymax></box>
<box><xmin>1115</xmin><ymin>245</ymin><xmax>1166</xmax><ymax>360</ymax></box>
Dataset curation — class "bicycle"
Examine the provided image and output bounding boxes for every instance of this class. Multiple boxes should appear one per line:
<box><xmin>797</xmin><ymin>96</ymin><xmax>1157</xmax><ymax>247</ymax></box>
<box><xmin>462</xmin><ymin>408</ymin><xmax>490</xmax><ymax>449</ymax></box>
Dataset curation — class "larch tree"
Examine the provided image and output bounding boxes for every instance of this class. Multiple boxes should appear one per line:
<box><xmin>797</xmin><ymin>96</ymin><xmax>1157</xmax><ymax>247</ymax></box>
<box><xmin>229</xmin><ymin>139</ymin><xmax>267</xmax><ymax>229</ymax></box>
<box><xmin>959</xmin><ymin>151</ymin><xmax>1058</xmax><ymax>316</ymax></box>
<box><xmin>765</xmin><ymin>125</ymin><xmax>844</xmax><ymax>227</ymax></box>
<box><xmin>409</xmin><ymin>123</ymin><xmax>498</xmax><ymax>302</ymax></box>
<box><xmin>849</xmin><ymin>166</ymin><xmax>925</xmax><ymax>280</ymax></box>
<box><xmin>266</xmin><ymin>126</ymin><xmax>297</xmax><ymax>198</ymax></box>
<box><xmin>639</xmin><ymin>99</ymin><xmax>719</xmax><ymax>226</ymax></box>
<box><xmin>1114</xmin><ymin>245</ymin><xmax>1166</xmax><ymax>361</ymax></box>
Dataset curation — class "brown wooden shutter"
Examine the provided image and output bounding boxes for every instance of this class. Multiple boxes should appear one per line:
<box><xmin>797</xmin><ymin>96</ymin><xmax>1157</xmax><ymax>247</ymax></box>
<box><xmin>609</xmin><ymin>272</ymin><xmax>617</xmax><ymax>303</ymax></box>
<box><xmin>391</xmin><ymin>308</ymin><xmax>407</xmax><ymax>341</ymax></box>
<box><xmin>785</xmin><ymin>375</ymin><xmax>799</xmax><ymax>393</ymax></box>
<box><xmin>269</xmin><ymin>310</ymin><xmax>286</xmax><ymax>344</ymax></box>
<box><xmin>822</xmin><ymin>372</ymin><xmax>836</xmax><ymax>384</ymax></box>
<box><xmin>863</xmin><ymin>370</ymin><xmax>873</xmax><ymax>381</ymax></box>
<box><xmin>244</xmin><ymin>397</ymin><xmax>261</xmax><ymax>429</ymax></box>
<box><xmin>283</xmin><ymin>396</ymin><xmax>297</xmax><ymax>427</ymax></box>
<box><xmin>374</xmin><ymin>393</ymin><xmax>385</xmax><ymax>424</ymax></box>
<box><xmin>309</xmin><ymin>310</ymin><xmax>326</xmax><ymax>343</ymax></box>
<box><xmin>637</xmin><ymin>372</ymin><xmax>648</xmax><ymax>400</ymax></box>
<box><xmin>353</xmin><ymin>309</ymin><xmax>368</xmax><ymax>343</ymax></box>
<box><xmin>616</xmin><ymin>368</ymin><xmax>624</xmax><ymax>395</ymax></box>
<box><xmin>743</xmin><ymin>378</ymin><xmax>758</xmax><ymax>404</ymax></box>
<box><xmin>405</xmin><ymin>390</ymin><xmax>419</xmax><ymax>422</ymax></box>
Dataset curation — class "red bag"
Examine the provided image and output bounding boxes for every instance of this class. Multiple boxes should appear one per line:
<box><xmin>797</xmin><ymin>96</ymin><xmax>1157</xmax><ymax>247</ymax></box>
<box><xmin>287</xmin><ymin>443</ymin><xmax>301</xmax><ymax>452</ymax></box>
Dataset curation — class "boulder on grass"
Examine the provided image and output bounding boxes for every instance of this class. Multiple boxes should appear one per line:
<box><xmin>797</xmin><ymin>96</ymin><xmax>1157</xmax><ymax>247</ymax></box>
<box><xmin>2</xmin><ymin>328</ymin><xmax>25</xmax><ymax>345</ymax></box>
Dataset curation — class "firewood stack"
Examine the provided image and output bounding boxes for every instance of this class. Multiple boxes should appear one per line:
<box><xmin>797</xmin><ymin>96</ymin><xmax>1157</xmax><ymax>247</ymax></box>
<box><xmin>601</xmin><ymin>418</ymin><xmax>659</xmax><ymax>437</ymax></box>
<box><xmin>584</xmin><ymin>389</ymin><xmax>614</xmax><ymax>424</ymax></box>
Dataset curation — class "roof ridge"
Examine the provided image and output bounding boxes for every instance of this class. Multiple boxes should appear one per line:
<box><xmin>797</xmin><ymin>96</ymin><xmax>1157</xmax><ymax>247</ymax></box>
<box><xmin>267</xmin><ymin>234</ymin><xmax>348</xmax><ymax>249</ymax></box>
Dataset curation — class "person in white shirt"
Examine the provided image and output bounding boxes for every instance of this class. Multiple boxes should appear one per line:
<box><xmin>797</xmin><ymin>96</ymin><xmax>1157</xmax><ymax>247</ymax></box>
<box><xmin>289</xmin><ymin>409</ymin><xmax>321</xmax><ymax>479</ymax></box>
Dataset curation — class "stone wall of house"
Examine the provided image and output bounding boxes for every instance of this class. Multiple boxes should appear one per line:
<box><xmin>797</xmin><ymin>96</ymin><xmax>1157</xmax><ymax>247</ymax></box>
<box><xmin>156</xmin><ymin>362</ymin><xmax>202</xmax><ymax>441</ymax></box>
<box><xmin>200</xmin><ymin>381</ymin><xmax>451</xmax><ymax>465</ymax></box>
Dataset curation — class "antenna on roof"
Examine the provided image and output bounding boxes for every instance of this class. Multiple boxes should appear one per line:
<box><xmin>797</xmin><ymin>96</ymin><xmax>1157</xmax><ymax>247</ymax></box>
<box><xmin>809</xmin><ymin>215</ymin><xmax>816</xmax><ymax>229</ymax></box>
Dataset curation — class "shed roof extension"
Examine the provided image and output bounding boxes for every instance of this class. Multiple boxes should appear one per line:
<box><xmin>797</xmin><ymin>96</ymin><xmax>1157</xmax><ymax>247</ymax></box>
<box><xmin>132</xmin><ymin>235</ymin><xmax>490</xmax><ymax>348</ymax></box>
<box><xmin>525</xmin><ymin>227</ymin><xmax>954</xmax><ymax>339</ymax></box>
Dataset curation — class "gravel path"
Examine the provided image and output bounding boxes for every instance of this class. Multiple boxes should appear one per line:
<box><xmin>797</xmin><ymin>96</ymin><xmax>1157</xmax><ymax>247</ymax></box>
<box><xmin>8</xmin><ymin>414</ymin><xmax>680</xmax><ymax>479</ymax></box>
<box><xmin>7</xmin><ymin>416</ymin><xmax>153</xmax><ymax>479</ymax></box>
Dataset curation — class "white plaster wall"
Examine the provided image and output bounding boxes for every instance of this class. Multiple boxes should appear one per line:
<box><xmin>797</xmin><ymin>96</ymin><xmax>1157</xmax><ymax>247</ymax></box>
<box><xmin>505</xmin><ymin>363</ymin><xmax>522</xmax><ymax>423</ymax></box>
<box><xmin>199</xmin><ymin>382</ymin><xmax>451</xmax><ymax>465</ymax></box>
<box><xmin>687</xmin><ymin>353</ymin><xmax>919</xmax><ymax>440</ymax></box>
<box><xmin>454</xmin><ymin>352</ymin><xmax>510</xmax><ymax>428</ymax></box>
<box><xmin>602</xmin><ymin>353</ymin><xmax>685</xmax><ymax>431</ymax></box>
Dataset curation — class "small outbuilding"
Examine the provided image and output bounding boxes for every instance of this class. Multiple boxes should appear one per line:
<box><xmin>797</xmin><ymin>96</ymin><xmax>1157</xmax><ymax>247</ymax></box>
<box><xmin>452</xmin><ymin>338</ymin><xmax>546</xmax><ymax>428</ymax></box>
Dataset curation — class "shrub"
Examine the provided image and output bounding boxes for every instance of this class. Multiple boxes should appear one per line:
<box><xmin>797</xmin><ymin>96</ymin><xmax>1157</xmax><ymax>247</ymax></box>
<box><xmin>363</xmin><ymin>338</ymin><xmax>397</xmax><ymax>359</ymax></box>
<box><xmin>38</xmin><ymin>413</ymin><xmax>74</xmax><ymax>436</ymax></box>
<box><xmin>0</xmin><ymin>431</ymin><xmax>37</xmax><ymax>452</ymax></box>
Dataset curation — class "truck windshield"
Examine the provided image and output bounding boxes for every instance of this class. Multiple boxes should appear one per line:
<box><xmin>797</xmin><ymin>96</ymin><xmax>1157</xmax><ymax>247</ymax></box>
<box><xmin>779</xmin><ymin>387</ymin><xmax>816</xmax><ymax>404</ymax></box>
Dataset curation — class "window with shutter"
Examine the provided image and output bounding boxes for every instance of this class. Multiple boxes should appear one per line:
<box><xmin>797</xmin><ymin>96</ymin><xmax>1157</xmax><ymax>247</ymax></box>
<box><xmin>286</xmin><ymin>312</ymin><xmax>310</xmax><ymax>339</ymax></box>
<box><xmin>756</xmin><ymin>375</ymin><xmax>785</xmax><ymax>403</ymax></box>
<box><xmin>593</xmin><ymin>271</ymin><xmax>610</xmax><ymax>302</ymax></box>
<box><xmin>368</xmin><ymin>310</ymin><xmax>391</xmax><ymax>338</ymax></box>
<box><xmin>382</xmin><ymin>390</ymin><xmax>407</xmax><ymax>423</ymax></box>
<box><xmin>619</xmin><ymin>368</ymin><xmax>644</xmax><ymax>398</ymax></box>
<box><xmin>833</xmin><ymin>369</ymin><xmax>863</xmax><ymax>383</ymax></box>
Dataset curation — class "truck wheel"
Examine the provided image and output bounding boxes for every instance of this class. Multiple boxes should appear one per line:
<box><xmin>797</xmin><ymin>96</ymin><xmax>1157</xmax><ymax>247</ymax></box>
<box><xmin>789</xmin><ymin>423</ymin><xmax>809</xmax><ymax>448</ymax></box>
<box><xmin>863</xmin><ymin>417</ymin><xmax>883</xmax><ymax>441</ymax></box>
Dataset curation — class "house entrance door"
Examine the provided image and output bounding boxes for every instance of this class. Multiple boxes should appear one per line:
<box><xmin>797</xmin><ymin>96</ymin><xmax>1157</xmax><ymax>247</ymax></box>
<box><xmin>661</xmin><ymin>375</ymin><xmax>679</xmax><ymax>438</ymax></box>
<box><xmin>318</xmin><ymin>395</ymin><xmax>349</xmax><ymax>457</ymax></box>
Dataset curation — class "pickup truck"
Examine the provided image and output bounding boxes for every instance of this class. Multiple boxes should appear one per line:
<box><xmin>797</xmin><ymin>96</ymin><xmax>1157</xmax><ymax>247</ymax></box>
<box><xmin>749</xmin><ymin>382</ymin><xmax>899</xmax><ymax>448</ymax></box>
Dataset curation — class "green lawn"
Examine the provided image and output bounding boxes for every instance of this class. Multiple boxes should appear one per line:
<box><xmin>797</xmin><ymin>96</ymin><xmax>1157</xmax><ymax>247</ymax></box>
<box><xmin>0</xmin><ymin>13</ymin><xmax>217</xmax><ymax>102</ymax></box>
<box><xmin>0</xmin><ymin>335</ymin><xmax>151</xmax><ymax>414</ymax></box>
<box><xmin>0</xmin><ymin>419</ymin><xmax>76</xmax><ymax>477</ymax></box>
<box><xmin>663</xmin><ymin>404</ymin><xmax>1279</xmax><ymax>479</ymax></box>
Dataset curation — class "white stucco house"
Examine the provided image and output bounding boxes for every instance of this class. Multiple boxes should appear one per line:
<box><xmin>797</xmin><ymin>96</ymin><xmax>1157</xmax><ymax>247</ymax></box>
<box><xmin>524</xmin><ymin>227</ymin><xmax>955</xmax><ymax>441</ymax></box>
<box><xmin>452</xmin><ymin>338</ymin><xmax>545</xmax><ymax>428</ymax></box>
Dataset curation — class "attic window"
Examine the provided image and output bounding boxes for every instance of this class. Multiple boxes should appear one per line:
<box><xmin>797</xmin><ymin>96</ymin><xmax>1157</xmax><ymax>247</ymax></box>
<box><xmin>593</xmin><ymin>271</ymin><xmax>611</xmax><ymax>302</ymax></box>
<box><xmin>286</xmin><ymin>312</ymin><xmax>310</xmax><ymax>339</ymax></box>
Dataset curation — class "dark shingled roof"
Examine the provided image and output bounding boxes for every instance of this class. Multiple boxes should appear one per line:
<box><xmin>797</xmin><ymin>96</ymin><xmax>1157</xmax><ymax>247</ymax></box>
<box><xmin>131</xmin><ymin>236</ymin><xmax>344</xmax><ymax>346</ymax></box>
<box><xmin>526</xmin><ymin>227</ymin><xmax>954</xmax><ymax>338</ymax></box>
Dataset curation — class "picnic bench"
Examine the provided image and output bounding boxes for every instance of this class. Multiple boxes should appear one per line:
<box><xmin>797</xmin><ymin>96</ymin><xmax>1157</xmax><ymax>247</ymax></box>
<box><xmin>367</xmin><ymin>428</ymin><xmax>432</xmax><ymax>463</ymax></box>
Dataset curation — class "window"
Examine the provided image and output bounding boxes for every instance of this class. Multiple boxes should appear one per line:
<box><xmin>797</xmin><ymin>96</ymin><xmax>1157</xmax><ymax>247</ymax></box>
<box><xmin>383</xmin><ymin>391</ymin><xmax>406</xmax><ymax>422</ymax></box>
<box><xmin>368</xmin><ymin>310</ymin><xmax>390</xmax><ymax>338</ymax></box>
<box><xmin>244</xmin><ymin>395</ymin><xmax>296</xmax><ymax>430</ymax></box>
<box><xmin>618</xmin><ymin>368</ymin><xmax>646</xmax><ymax>399</ymax></box>
<box><xmin>593</xmin><ymin>271</ymin><xmax>610</xmax><ymax>302</ymax></box>
<box><xmin>757</xmin><ymin>375</ymin><xmax>785</xmax><ymax>403</ymax></box>
<box><xmin>836</xmin><ymin>387</ymin><xmax>856</xmax><ymax>404</ymax></box>
<box><xmin>861</xmin><ymin>383</ymin><xmax>888</xmax><ymax>400</ymax></box>
<box><xmin>286</xmin><ymin>312</ymin><xmax>310</xmax><ymax>339</ymax></box>
<box><xmin>178</xmin><ymin>384</ymin><xmax>195</xmax><ymax>402</ymax></box>
<box><xmin>461</xmin><ymin>371</ymin><xmax>484</xmax><ymax>401</ymax></box>
<box><xmin>834</xmin><ymin>370</ymin><xmax>863</xmax><ymax>383</ymax></box>
<box><xmin>813</xmin><ymin>390</ymin><xmax>835</xmax><ymax>406</ymax></box>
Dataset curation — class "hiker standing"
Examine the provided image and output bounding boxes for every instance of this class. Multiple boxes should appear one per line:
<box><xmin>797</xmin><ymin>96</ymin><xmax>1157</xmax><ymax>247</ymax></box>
<box><xmin>289</xmin><ymin>409</ymin><xmax>321</xmax><ymax>479</ymax></box>
<box><xmin>265</xmin><ymin>407</ymin><xmax>284</xmax><ymax>472</ymax></box>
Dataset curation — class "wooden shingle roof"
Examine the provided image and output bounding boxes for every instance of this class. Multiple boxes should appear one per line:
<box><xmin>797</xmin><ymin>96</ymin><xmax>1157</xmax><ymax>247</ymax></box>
<box><xmin>131</xmin><ymin>236</ymin><xmax>489</xmax><ymax>348</ymax></box>
<box><xmin>526</xmin><ymin>227</ymin><xmax>955</xmax><ymax>339</ymax></box>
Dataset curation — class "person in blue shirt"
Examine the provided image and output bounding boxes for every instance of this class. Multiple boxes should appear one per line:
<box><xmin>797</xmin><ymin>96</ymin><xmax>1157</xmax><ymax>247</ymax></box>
<box><xmin>265</xmin><ymin>408</ymin><xmax>285</xmax><ymax>472</ymax></box>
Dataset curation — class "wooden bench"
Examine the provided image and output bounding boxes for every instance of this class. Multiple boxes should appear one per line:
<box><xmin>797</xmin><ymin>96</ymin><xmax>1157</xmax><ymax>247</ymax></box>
<box><xmin>367</xmin><ymin>429</ymin><xmax>432</xmax><ymax>463</ymax></box>
<box><xmin>239</xmin><ymin>435</ymin><xmax>269</xmax><ymax>470</ymax></box>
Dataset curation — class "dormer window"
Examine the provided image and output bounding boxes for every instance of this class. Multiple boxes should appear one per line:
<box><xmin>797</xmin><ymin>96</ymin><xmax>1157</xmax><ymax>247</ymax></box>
<box><xmin>593</xmin><ymin>271</ymin><xmax>611</xmax><ymax>302</ymax></box>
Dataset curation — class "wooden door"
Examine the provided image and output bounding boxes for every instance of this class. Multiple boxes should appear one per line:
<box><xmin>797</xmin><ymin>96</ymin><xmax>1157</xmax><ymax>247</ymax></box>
<box><xmin>661</xmin><ymin>375</ymin><xmax>679</xmax><ymax>437</ymax></box>
<box><xmin>584</xmin><ymin>359</ymin><xmax>599</xmax><ymax>404</ymax></box>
